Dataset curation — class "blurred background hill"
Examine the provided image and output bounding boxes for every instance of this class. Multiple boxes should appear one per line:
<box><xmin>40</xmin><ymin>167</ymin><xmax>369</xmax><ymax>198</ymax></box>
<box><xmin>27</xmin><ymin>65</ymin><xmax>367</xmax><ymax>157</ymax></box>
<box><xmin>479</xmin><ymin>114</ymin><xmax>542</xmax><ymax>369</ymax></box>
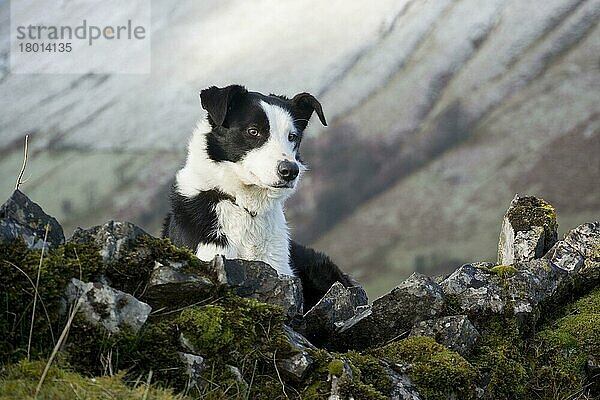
<box><xmin>1</xmin><ymin>0</ymin><xmax>598</xmax><ymax>298</ymax></box>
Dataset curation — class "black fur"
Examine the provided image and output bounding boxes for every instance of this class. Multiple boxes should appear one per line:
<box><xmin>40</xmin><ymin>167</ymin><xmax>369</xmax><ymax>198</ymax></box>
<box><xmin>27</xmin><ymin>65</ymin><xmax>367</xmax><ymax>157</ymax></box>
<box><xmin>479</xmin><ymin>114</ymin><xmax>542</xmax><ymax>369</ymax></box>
<box><xmin>290</xmin><ymin>240</ymin><xmax>358</xmax><ymax>311</ymax></box>
<box><xmin>162</xmin><ymin>188</ymin><xmax>233</xmax><ymax>250</ymax></box>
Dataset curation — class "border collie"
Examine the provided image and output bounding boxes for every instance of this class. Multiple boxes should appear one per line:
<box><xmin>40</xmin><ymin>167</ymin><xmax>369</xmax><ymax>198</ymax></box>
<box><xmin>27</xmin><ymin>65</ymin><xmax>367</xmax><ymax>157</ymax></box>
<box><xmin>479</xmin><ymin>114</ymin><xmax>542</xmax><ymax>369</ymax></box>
<box><xmin>162</xmin><ymin>85</ymin><xmax>357</xmax><ymax>309</ymax></box>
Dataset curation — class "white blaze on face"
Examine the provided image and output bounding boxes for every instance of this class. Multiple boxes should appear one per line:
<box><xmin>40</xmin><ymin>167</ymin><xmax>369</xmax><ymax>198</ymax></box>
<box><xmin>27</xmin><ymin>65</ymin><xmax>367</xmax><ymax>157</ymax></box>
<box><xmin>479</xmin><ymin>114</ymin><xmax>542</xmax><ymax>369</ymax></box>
<box><xmin>237</xmin><ymin>101</ymin><xmax>303</xmax><ymax>189</ymax></box>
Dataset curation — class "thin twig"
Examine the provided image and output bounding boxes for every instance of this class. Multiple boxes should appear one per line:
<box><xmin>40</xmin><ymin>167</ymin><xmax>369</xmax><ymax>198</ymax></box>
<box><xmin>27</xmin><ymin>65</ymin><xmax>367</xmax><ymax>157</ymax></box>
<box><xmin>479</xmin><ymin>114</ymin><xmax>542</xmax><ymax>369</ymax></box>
<box><xmin>273</xmin><ymin>350</ymin><xmax>289</xmax><ymax>399</ymax></box>
<box><xmin>15</xmin><ymin>134</ymin><xmax>30</xmax><ymax>191</ymax></box>
<box><xmin>35</xmin><ymin>296</ymin><xmax>83</xmax><ymax>398</ymax></box>
<box><xmin>245</xmin><ymin>360</ymin><xmax>258</xmax><ymax>400</ymax></box>
<box><xmin>28</xmin><ymin>224</ymin><xmax>49</xmax><ymax>361</ymax></box>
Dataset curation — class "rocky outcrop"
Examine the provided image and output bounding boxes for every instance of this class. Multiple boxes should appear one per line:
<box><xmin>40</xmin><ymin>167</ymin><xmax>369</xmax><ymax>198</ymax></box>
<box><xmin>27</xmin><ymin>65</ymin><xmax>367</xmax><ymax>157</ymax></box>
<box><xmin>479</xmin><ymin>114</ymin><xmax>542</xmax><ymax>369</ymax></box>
<box><xmin>0</xmin><ymin>190</ymin><xmax>64</xmax><ymax>249</ymax></box>
<box><xmin>1</xmin><ymin>190</ymin><xmax>599</xmax><ymax>399</ymax></box>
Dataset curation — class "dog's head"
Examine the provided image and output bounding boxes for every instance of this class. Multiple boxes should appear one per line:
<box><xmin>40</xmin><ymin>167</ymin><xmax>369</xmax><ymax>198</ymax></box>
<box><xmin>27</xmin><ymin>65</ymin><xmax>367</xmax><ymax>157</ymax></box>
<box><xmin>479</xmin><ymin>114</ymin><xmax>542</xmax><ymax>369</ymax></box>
<box><xmin>199</xmin><ymin>85</ymin><xmax>327</xmax><ymax>193</ymax></box>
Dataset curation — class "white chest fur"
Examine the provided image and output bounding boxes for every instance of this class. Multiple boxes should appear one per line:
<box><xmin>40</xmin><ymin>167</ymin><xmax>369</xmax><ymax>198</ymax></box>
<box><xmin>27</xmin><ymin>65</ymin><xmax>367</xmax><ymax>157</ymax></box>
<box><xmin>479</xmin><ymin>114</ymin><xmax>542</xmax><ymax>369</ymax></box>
<box><xmin>195</xmin><ymin>200</ymin><xmax>293</xmax><ymax>276</ymax></box>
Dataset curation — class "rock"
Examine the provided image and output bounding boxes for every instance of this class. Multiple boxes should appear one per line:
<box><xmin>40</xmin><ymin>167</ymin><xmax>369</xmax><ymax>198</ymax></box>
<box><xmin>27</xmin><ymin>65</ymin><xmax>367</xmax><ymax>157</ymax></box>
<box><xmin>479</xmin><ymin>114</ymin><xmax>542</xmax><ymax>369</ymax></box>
<box><xmin>544</xmin><ymin>222</ymin><xmax>600</xmax><ymax>273</ymax></box>
<box><xmin>210</xmin><ymin>256</ymin><xmax>303</xmax><ymax>318</ymax></box>
<box><xmin>348</xmin><ymin>285</ymin><xmax>369</xmax><ymax>307</ymax></box>
<box><xmin>508</xmin><ymin>259</ymin><xmax>563</xmax><ymax>322</ymax></box>
<box><xmin>409</xmin><ymin>315</ymin><xmax>480</xmax><ymax>357</ymax></box>
<box><xmin>70</xmin><ymin>221</ymin><xmax>149</xmax><ymax>264</ymax></box>
<box><xmin>497</xmin><ymin>195</ymin><xmax>557</xmax><ymax>265</ymax></box>
<box><xmin>441</xmin><ymin>263</ymin><xmax>506</xmax><ymax>317</ymax></box>
<box><xmin>334</xmin><ymin>273</ymin><xmax>446</xmax><ymax>350</ymax></box>
<box><xmin>563</xmin><ymin>222</ymin><xmax>600</xmax><ymax>261</ymax></box>
<box><xmin>370</xmin><ymin>272</ymin><xmax>446</xmax><ymax>337</ymax></box>
<box><xmin>65</xmin><ymin>278</ymin><xmax>151</xmax><ymax>333</ymax></box>
<box><xmin>301</xmin><ymin>282</ymin><xmax>362</xmax><ymax>345</ymax></box>
<box><xmin>544</xmin><ymin>241</ymin><xmax>585</xmax><ymax>273</ymax></box>
<box><xmin>0</xmin><ymin>190</ymin><xmax>64</xmax><ymax>249</ymax></box>
<box><xmin>143</xmin><ymin>260</ymin><xmax>214</xmax><ymax>307</ymax></box>
<box><xmin>277</xmin><ymin>325</ymin><xmax>316</xmax><ymax>382</ymax></box>
<box><xmin>385</xmin><ymin>365</ymin><xmax>423</xmax><ymax>400</ymax></box>
<box><xmin>179</xmin><ymin>352</ymin><xmax>206</xmax><ymax>388</ymax></box>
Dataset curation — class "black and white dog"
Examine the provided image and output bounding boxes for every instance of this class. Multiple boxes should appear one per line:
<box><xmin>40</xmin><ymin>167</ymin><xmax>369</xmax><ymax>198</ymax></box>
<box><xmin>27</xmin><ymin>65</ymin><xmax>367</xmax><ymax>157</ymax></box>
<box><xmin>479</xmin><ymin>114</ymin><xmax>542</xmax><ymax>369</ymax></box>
<box><xmin>162</xmin><ymin>85</ymin><xmax>357</xmax><ymax>308</ymax></box>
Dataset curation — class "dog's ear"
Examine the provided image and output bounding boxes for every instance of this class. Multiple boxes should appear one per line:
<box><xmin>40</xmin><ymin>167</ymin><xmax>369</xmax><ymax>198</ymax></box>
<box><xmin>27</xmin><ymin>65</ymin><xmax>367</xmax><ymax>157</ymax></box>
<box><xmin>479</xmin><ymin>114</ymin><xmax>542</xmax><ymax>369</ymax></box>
<box><xmin>200</xmin><ymin>85</ymin><xmax>248</xmax><ymax>127</ymax></box>
<box><xmin>290</xmin><ymin>93</ymin><xmax>327</xmax><ymax>131</ymax></box>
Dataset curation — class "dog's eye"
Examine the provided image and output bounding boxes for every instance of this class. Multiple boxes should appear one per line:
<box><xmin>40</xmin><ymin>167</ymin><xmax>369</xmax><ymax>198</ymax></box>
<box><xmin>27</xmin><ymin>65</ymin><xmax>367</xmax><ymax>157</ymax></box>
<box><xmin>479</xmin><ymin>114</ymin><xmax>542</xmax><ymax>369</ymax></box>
<box><xmin>288</xmin><ymin>133</ymin><xmax>298</xmax><ymax>142</ymax></box>
<box><xmin>247</xmin><ymin>128</ymin><xmax>260</xmax><ymax>137</ymax></box>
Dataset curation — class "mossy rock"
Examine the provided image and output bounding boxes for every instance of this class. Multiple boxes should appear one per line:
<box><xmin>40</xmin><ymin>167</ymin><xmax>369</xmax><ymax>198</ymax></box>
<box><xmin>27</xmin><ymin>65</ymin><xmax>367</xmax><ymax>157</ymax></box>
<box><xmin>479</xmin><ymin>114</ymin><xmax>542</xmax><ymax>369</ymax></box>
<box><xmin>370</xmin><ymin>337</ymin><xmax>477</xmax><ymax>400</ymax></box>
<box><xmin>506</xmin><ymin>196</ymin><xmax>558</xmax><ymax>252</ymax></box>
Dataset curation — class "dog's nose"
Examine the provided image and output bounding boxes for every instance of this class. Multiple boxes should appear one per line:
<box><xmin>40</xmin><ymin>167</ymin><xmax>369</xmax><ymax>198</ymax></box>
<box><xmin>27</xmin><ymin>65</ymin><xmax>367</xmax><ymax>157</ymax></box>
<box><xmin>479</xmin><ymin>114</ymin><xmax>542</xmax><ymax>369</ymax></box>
<box><xmin>277</xmin><ymin>160</ymin><xmax>299</xmax><ymax>181</ymax></box>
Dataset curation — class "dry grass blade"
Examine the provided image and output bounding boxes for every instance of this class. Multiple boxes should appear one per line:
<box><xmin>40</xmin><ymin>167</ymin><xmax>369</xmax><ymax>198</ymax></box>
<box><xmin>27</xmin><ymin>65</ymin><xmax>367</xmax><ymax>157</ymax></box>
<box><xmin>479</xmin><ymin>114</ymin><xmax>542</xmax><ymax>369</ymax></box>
<box><xmin>35</xmin><ymin>295</ymin><xmax>83</xmax><ymax>399</ymax></box>
<box><xmin>27</xmin><ymin>223</ymin><xmax>50</xmax><ymax>361</ymax></box>
<box><xmin>273</xmin><ymin>350</ymin><xmax>289</xmax><ymax>399</ymax></box>
<box><xmin>142</xmin><ymin>369</ymin><xmax>153</xmax><ymax>400</ymax></box>
<box><xmin>15</xmin><ymin>134</ymin><xmax>30</xmax><ymax>191</ymax></box>
<box><xmin>4</xmin><ymin>260</ymin><xmax>55</xmax><ymax>346</ymax></box>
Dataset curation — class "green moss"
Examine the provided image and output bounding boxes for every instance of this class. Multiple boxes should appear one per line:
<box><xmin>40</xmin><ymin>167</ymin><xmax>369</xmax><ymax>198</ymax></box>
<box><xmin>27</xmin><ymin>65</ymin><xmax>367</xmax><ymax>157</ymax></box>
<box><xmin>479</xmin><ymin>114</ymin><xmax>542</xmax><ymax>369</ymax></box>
<box><xmin>471</xmin><ymin>313</ymin><xmax>526</xmax><ymax>399</ymax></box>
<box><xmin>370</xmin><ymin>337</ymin><xmax>477</xmax><ymax>400</ymax></box>
<box><xmin>527</xmin><ymin>287</ymin><xmax>600</xmax><ymax>398</ymax></box>
<box><xmin>338</xmin><ymin>376</ymin><xmax>387</xmax><ymax>400</ymax></box>
<box><xmin>490</xmin><ymin>265</ymin><xmax>517</xmax><ymax>278</ymax></box>
<box><xmin>302</xmin><ymin>350</ymin><xmax>391</xmax><ymax>400</ymax></box>
<box><xmin>343</xmin><ymin>351</ymin><xmax>391</xmax><ymax>395</ymax></box>
<box><xmin>0</xmin><ymin>238</ymin><xmax>104</xmax><ymax>363</ymax></box>
<box><xmin>177</xmin><ymin>306</ymin><xmax>234</xmax><ymax>356</ymax></box>
<box><xmin>302</xmin><ymin>349</ymin><xmax>333</xmax><ymax>399</ymax></box>
<box><xmin>328</xmin><ymin>359</ymin><xmax>344</xmax><ymax>377</ymax></box>
<box><xmin>0</xmin><ymin>360</ymin><xmax>186</xmax><ymax>399</ymax></box>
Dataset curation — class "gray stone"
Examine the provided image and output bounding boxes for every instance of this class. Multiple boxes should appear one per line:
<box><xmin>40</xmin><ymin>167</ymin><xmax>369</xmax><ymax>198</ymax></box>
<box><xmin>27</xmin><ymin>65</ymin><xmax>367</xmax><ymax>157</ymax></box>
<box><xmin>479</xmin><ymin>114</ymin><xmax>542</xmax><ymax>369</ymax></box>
<box><xmin>143</xmin><ymin>260</ymin><xmax>214</xmax><ymax>307</ymax></box>
<box><xmin>497</xmin><ymin>195</ymin><xmax>557</xmax><ymax>265</ymax></box>
<box><xmin>371</xmin><ymin>272</ymin><xmax>446</xmax><ymax>331</ymax></box>
<box><xmin>0</xmin><ymin>190</ymin><xmax>64</xmax><ymax>249</ymax></box>
<box><xmin>385</xmin><ymin>366</ymin><xmax>423</xmax><ymax>400</ymax></box>
<box><xmin>70</xmin><ymin>221</ymin><xmax>149</xmax><ymax>264</ymax></box>
<box><xmin>509</xmin><ymin>259</ymin><xmax>563</xmax><ymax>320</ymax></box>
<box><xmin>277</xmin><ymin>325</ymin><xmax>316</xmax><ymax>382</ymax></box>
<box><xmin>441</xmin><ymin>263</ymin><xmax>506</xmax><ymax>317</ymax></box>
<box><xmin>544</xmin><ymin>240</ymin><xmax>585</xmax><ymax>273</ymax></box>
<box><xmin>409</xmin><ymin>315</ymin><xmax>480</xmax><ymax>357</ymax></box>
<box><xmin>514</xmin><ymin>226</ymin><xmax>545</xmax><ymax>264</ymax></box>
<box><xmin>334</xmin><ymin>273</ymin><xmax>446</xmax><ymax>350</ymax></box>
<box><xmin>65</xmin><ymin>278</ymin><xmax>151</xmax><ymax>333</ymax></box>
<box><xmin>348</xmin><ymin>285</ymin><xmax>369</xmax><ymax>307</ymax></box>
<box><xmin>211</xmin><ymin>256</ymin><xmax>303</xmax><ymax>318</ymax></box>
<box><xmin>301</xmin><ymin>282</ymin><xmax>361</xmax><ymax>344</ymax></box>
<box><xmin>179</xmin><ymin>352</ymin><xmax>206</xmax><ymax>388</ymax></box>
<box><xmin>563</xmin><ymin>221</ymin><xmax>600</xmax><ymax>261</ymax></box>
